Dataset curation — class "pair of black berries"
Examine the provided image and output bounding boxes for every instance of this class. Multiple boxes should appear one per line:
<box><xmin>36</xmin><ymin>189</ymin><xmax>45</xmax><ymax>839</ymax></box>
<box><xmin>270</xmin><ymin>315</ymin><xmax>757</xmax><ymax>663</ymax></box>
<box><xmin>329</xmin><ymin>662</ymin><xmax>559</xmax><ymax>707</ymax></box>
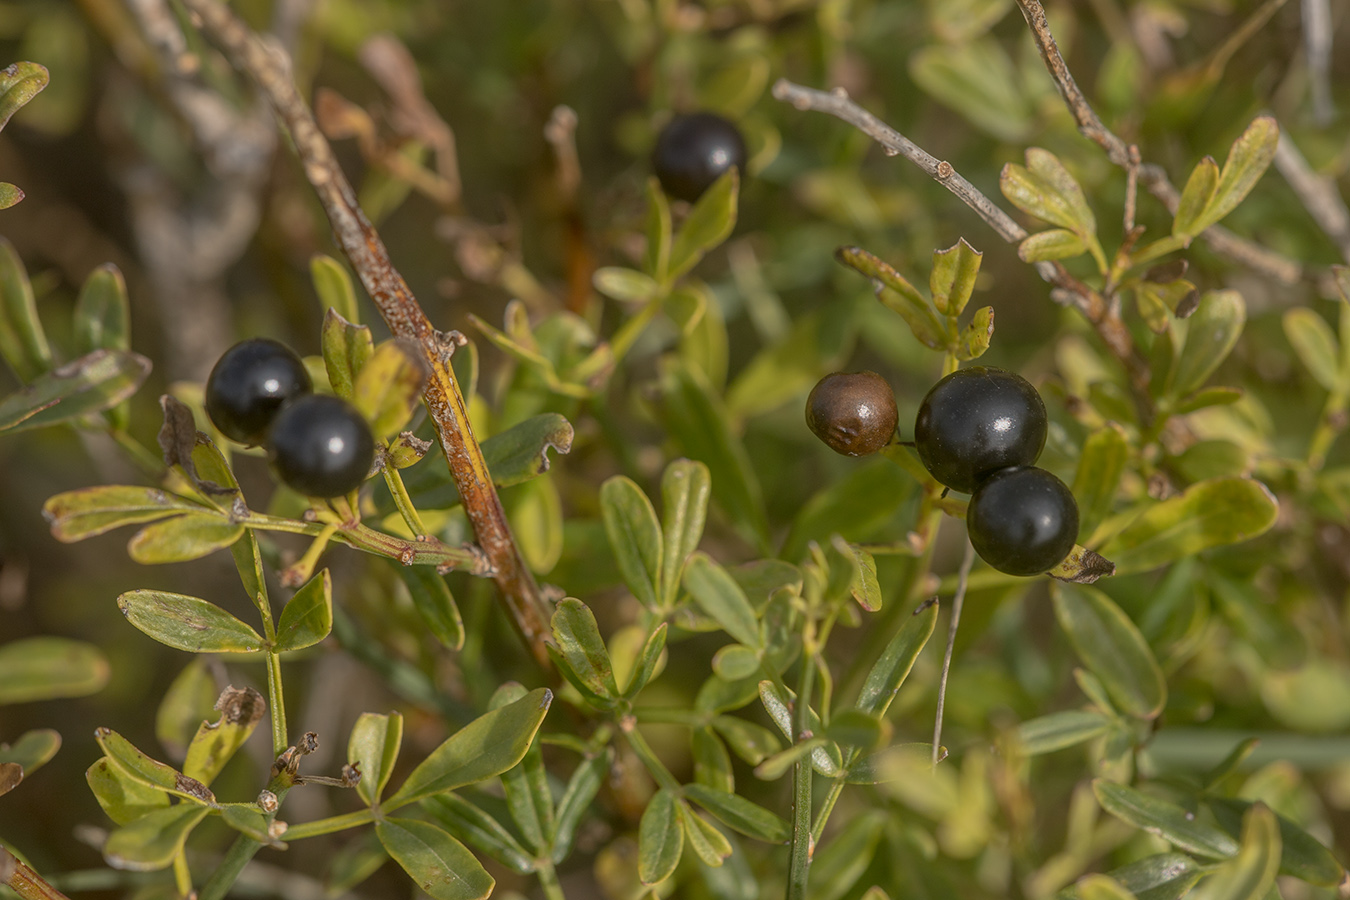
<box><xmin>807</xmin><ymin>368</ymin><xmax>1079</xmax><ymax>577</ymax></box>
<box><xmin>205</xmin><ymin>338</ymin><xmax>375</xmax><ymax>499</ymax></box>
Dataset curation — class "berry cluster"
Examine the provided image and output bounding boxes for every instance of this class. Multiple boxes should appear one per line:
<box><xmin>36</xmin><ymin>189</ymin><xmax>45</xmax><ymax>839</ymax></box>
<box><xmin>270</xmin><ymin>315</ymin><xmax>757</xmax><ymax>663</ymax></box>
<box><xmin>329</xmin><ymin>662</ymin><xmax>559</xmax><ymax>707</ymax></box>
<box><xmin>205</xmin><ymin>339</ymin><xmax>375</xmax><ymax>499</ymax></box>
<box><xmin>806</xmin><ymin>367</ymin><xmax>1079</xmax><ymax>576</ymax></box>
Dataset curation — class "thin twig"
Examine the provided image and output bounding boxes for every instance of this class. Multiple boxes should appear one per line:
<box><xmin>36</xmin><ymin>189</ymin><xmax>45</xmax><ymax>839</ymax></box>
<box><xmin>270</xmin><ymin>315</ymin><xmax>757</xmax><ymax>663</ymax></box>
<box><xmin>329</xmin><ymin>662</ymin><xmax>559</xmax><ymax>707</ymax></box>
<box><xmin>1013</xmin><ymin>0</ymin><xmax>1308</xmax><ymax>290</ymax></box>
<box><xmin>771</xmin><ymin>80</ymin><xmax>1152</xmax><ymax>416</ymax></box>
<box><xmin>2</xmin><ymin>846</ymin><xmax>73</xmax><ymax>900</ymax></box>
<box><xmin>179</xmin><ymin>0</ymin><xmax>554</xmax><ymax>667</ymax></box>
<box><xmin>1303</xmin><ymin>0</ymin><xmax>1335</xmax><ymax>125</ymax></box>
<box><xmin>932</xmin><ymin>539</ymin><xmax>976</xmax><ymax>768</ymax></box>
<box><xmin>1274</xmin><ymin>127</ymin><xmax>1350</xmax><ymax>264</ymax></box>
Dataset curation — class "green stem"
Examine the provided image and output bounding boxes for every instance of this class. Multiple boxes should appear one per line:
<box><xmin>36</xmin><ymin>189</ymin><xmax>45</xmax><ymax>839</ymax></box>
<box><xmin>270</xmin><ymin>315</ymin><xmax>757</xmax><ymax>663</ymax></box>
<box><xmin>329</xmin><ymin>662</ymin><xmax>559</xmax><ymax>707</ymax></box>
<box><xmin>622</xmin><ymin>724</ymin><xmax>682</xmax><ymax>793</ymax></box>
<box><xmin>265</xmin><ymin>650</ymin><xmax>287</xmax><ymax>757</ymax></box>
<box><xmin>279</xmin><ymin>808</ymin><xmax>378</xmax><ymax>841</ymax></box>
<box><xmin>172</xmin><ymin>851</ymin><xmax>192</xmax><ymax>897</ymax></box>
<box><xmin>383</xmin><ymin>461</ymin><xmax>429</xmax><ymax>536</ymax></box>
<box><xmin>609</xmin><ymin>294</ymin><xmax>667</xmax><ymax>365</ymax></box>
<box><xmin>786</xmin><ymin>646</ymin><xmax>818</xmax><ymax>900</ymax></box>
<box><xmin>811</xmin><ymin>778</ymin><xmax>846</xmax><ymax>845</ymax></box>
<box><xmin>536</xmin><ymin>861</ymin><xmax>568</xmax><ymax>900</ymax></box>
<box><xmin>198</xmin><ymin>835</ymin><xmax>262</xmax><ymax>900</ymax></box>
<box><xmin>1307</xmin><ymin>388</ymin><xmax>1347</xmax><ymax>472</ymax></box>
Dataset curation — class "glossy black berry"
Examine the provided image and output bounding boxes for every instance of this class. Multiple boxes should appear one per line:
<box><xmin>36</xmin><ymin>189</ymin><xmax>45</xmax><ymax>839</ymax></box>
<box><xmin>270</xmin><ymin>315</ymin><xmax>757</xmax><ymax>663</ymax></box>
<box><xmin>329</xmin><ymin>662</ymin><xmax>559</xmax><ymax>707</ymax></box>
<box><xmin>966</xmin><ymin>466</ymin><xmax>1078</xmax><ymax>576</ymax></box>
<box><xmin>806</xmin><ymin>371</ymin><xmax>898</xmax><ymax>457</ymax></box>
<box><xmin>652</xmin><ymin>112</ymin><xmax>747</xmax><ymax>203</ymax></box>
<box><xmin>267</xmin><ymin>394</ymin><xmax>375</xmax><ymax>498</ymax></box>
<box><xmin>914</xmin><ymin>366</ymin><xmax>1047</xmax><ymax>494</ymax></box>
<box><xmin>205</xmin><ymin>338</ymin><xmax>313</xmax><ymax>445</ymax></box>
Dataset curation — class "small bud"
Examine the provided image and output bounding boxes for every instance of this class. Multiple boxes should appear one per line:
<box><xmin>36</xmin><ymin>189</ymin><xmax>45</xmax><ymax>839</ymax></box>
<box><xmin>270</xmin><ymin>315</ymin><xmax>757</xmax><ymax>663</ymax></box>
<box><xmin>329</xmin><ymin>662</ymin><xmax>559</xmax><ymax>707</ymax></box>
<box><xmin>257</xmin><ymin>790</ymin><xmax>279</xmax><ymax>813</ymax></box>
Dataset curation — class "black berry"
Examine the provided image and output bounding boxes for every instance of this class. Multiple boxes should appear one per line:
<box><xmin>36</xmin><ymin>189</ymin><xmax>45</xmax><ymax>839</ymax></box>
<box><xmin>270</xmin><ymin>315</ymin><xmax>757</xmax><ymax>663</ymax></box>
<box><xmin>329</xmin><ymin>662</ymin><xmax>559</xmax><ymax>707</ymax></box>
<box><xmin>652</xmin><ymin>112</ymin><xmax>747</xmax><ymax>203</ymax></box>
<box><xmin>806</xmin><ymin>371</ymin><xmax>898</xmax><ymax>457</ymax></box>
<box><xmin>966</xmin><ymin>466</ymin><xmax>1078</xmax><ymax>576</ymax></box>
<box><xmin>205</xmin><ymin>338</ymin><xmax>313</xmax><ymax>445</ymax></box>
<box><xmin>267</xmin><ymin>394</ymin><xmax>375</xmax><ymax>498</ymax></box>
<box><xmin>914</xmin><ymin>366</ymin><xmax>1047</xmax><ymax>494</ymax></box>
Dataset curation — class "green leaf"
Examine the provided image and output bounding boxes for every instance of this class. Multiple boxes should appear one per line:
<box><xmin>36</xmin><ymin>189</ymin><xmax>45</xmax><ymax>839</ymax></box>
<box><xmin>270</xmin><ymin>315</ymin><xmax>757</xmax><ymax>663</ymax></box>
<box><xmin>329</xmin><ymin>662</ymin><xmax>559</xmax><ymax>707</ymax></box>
<box><xmin>757</xmin><ymin>681</ymin><xmax>840</xmax><ymax>776</ymax></box>
<box><xmin>481</xmin><ymin>413</ymin><xmax>575</xmax><ymax>488</ymax></box>
<box><xmin>594</xmin><ymin>266</ymin><xmax>659</xmax><ymax>303</ymax></box>
<box><xmin>669</xmin><ymin>168</ymin><xmax>739</xmax><ymax>280</ymax></box>
<box><xmin>311</xmin><ymin>254</ymin><xmax>360</xmax><ymax>324</ymax></box>
<box><xmin>1019</xmin><ymin>229</ymin><xmax>1089</xmax><ymax>263</ymax></box>
<box><xmin>550</xmin><ymin>598</ymin><xmax>620</xmax><ymax>702</ymax></box>
<box><xmin>154</xmin><ymin>659</ymin><xmax>217</xmax><ymax>760</ymax></box>
<box><xmin>126</xmin><ymin>514</ymin><xmax>243</xmax><ymax>565</ymax></box>
<box><xmin>321</xmin><ymin>308</ymin><xmax>374</xmax><ymax>402</ymax></box>
<box><xmin>875</xmin><ymin>279</ymin><xmax>947</xmax><ymax>350</ymax></box>
<box><xmin>1098</xmin><ymin>477</ymin><xmax>1279</xmax><ymax>575</ymax></box>
<box><xmin>1071</xmin><ymin>875</ymin><xmax>1136</xmax><ymax>900</ymax></box>
<box><xmin>843</xmin><ymin>743</ymin><xmax>939</xmax><ymax>784</ymax></box>
<box><xmin>0</xmin><ymin>636</ymin><xmax>109</xmax><ymax>704</ymax></box>
<box><xmin>1169</xmin><ymin>439</ymin><xmax>1249</xmax><ymax>484</ymax></box>
<box><xmin>957</xmin><ymin>305</ymin><xmax>996</xmax><ymax>361</ymax></box>
<box><xmin>713</xmin><ymin>644</ymin><xmax>760</xmax><ymax>681</ymax></box>
<box><xmin>1072</xmin><ymin>423</ymin><xmax>1129</xmax><ymax>542</ymax></box>
<box><xmin>1282</xmin><ymin>308</ymin><xmax>1340</xmax><ymax>391</ymax></box>
<box><xmin>1001</xmin><ymin>149</ymin><xmax>1096</xmax><ymax>237</ymax></box>
<box><xmin>699</xmin><ymin>55</ymin><xmax>770</xmax><ymax>118</ymax></box>
<box><xmin>220</xmin><ymin>803</ymin><xmax>285</xmax><ymax>847</ymax></box>
<box><xmin>1052</xmin><ymin>584</ymin><xmax>1166</xmax><ymax>720</ymax></box>
<box><xmin>1172</xmin><ymin>386</ymin><xmax>1244</xmax><ymax>415</ymax></box>
<box><xmin>103</xmin><ymin>804</ymin><xmax>210</xmax><ymax>872</ymax></box>
<box><xmin>274</xmin><ymin>568</ymin><xmax>332</xmax><ymax>652</ymax></box>
<box><xmin>660</xmin><ymin>359</ymin><xmax>769</xmax><ymax>549</ymax></box>
<box><xmin>643</xmin><ymin>177</ymin><xmax>672</xmax><ymax>282</ymax></box>
<box><xmin>499</xmin><ymin>710</ymin><xmax>554</xmax><ymax>855</ymax></box>
<box><xmin>74</xmin><ymin>263</ymin><xmax>130</xmax><ymax>356</ymax></box>
<box><xmin>1208</xmin><ymin>798</ymin><xmax>1344</xmax><ymax>886</ymax></box>
<box><xmin>1168</xmin><ymin>290</ymin><xmax>1245</xmax><ymax>397</ymax></box>
<box><xmin>783</xmin><ymin>456</ymin><xmax>915</xmax><ymax>562</ymax></box>
<box><xmin>1135</xmin><ymin>280</ymin><xmax>1198</xmax><ymax>334</ymax></box>
<box><xmin>1189</xmin><ymin>803</ymin><xmax>1279</xmax><ymax>900</ymax></box>
<box><xmin>0</xmin><ymin>729</ymin><xmax>60</xmax><ymax>776</ymax></box>
<box><xmin>692</xmin><ymin>726</ymin><xmax>734</xmax><ymax>792</ymax></box>
<box><xmin>848</xmin><ymin>544</ymin><xmax>883</xmax><ymax>612</ymax></box>
<box><xmin>1014</xmin><ymin>709</ymin><xmax>1113</xmax><ymax>755</ymax></box>
<box><xmin>422</xmin><ymin>793</ymin><xmax>534</xmax><ymax>873</ymax></box>
<box><xmin>679</xmin><ymin>801</ymin><xmax>733</xmax><ymax>866</ymax></box>
<box><xmin>0</xmin><ymin>182</ymin><xmax>23</xmax><ymax>209</ymax></box>
<box><xmin>685</xmin><ymin>553</ymin><xmax>761</xmax><ymax>649</ymax></box>
<box><xmin>624</xmin><ymin>623</ymin><xmax>668</xmax><ymax>698</ymax></box>
<box><xmin>639</xmin><ymin>788</ymin><xmax>684</xmax><ymax>884</ymax></box>
<box><xmin>354</xmin><ymin>339</ymin><xmax>428</xmax><ymax>439</ymax></box>
<box><xmin>711</xmin><ymin>716</ymin><xmax>781</xmax><ymax>766</ymax></box>
<box><xmin>325</xmin><ymin>830</ymin><xmax>388</xmax><ymax>896</ymax></box>
<box><xmin>0</xmin><ymin>235</ymin><xmax>51</xmax><ymax>381</ymax></box>
<box><xmin>95</xmin><ymin>727</ymin><xmax>215</xmax><ymax>805</ymax></box>
<box><xmin>0</xmin><ymin>62</ymin><xmax>49</xmax><ymax>131</ymax></box>
<box><xmin>930</xmin><ymin>238</ymin><xmax>983</xmax><ymax>317</ymax></box>
<box><xmin>376</xmin><ymin>817</ymin><xmax>495</xmax><ymax>900</ymax></box>
<box><xmin>1173</xmin><ymin>156</ymin><xmax>1220</xmax><ymax>240</ymax></box>
<box><xmin>398</xmin><ymin>566</ymin><xmax>465</xmax><ymax>651</ymax></box>
<box><xmin>86</xmin><ymin>757</ymin><xmax>169</xmax><ymax>825</ymax></box>
<box><xmin>856</xmin><ymin>599</ymin><xmax>939</xmax><ymax>716</ymax></box>
<box><xmin>116</xmin><ymin>589</ymin><xmax>264</xmax><ymax>653</ymax></box>
<box><xmin>807</xmin><ymin>810</ymin><xmax>887</xmax><ymax>900</ymax></box>
<box><xmin>601</xmin><ymin>475</ymin><xmax>663</xmax><ymax>611</ymax></box>
<box><xmin>910</xmin><ymin>40</ymin><xmax>1031</xmax><ymax>141</ymax></box>
<box><xmin>1196</xmin><ymin>117</ymin><xmax>1280</xmax><ymax>238</ymax></box>
<box><xmin>552</xmin><ymin>750</ymin><xmax>609</xmax><ymax>863</ymax></box>
<box><xmin>182</xmin><ymin>686</ymin><xmax>265</xmax><ymax>786</ymax></box>
<box><xmin>1089</xmin><ymin>853</ymin><xmax>1202</xmax><ymax>900</ymax></box>
<box><xmin>1093</xmin><ymin>780</ymin><xmax>1239</xmax><ymax>859</ymax></box>
<box><xmin>0</xmin><ymin>349</ymin><xmax>151</xmax><ymax>433</ymax></box>
<box><xmin>660</xmin><ymin>459</ymin><xmax>711</xmax><ymax>609</ymax></box>
<box><xmin>825</xmin><ymin>708</ymin><xmax>885</xmax><ymax>751</ymax></box>
<box><xmin>386</xmin><ymin>687</ymin><xmax>552</xmax><ymax>806</ymax></box>
<box><xmin>348</xmin><ymin>711</ymin><xmax>403</xmax><ymax>807</ymax></box>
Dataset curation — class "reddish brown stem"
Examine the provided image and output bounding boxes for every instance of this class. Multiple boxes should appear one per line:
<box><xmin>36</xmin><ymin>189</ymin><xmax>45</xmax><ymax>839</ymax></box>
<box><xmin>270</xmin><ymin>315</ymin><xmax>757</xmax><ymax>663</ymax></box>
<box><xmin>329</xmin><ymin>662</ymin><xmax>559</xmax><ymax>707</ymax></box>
<box><xmin>2</xmin><ymin>847</ymin><xmax>72</xmax><ymax>900</ymax></box>
<box><xmin>178</xmin><ymin>0</ymin><xmax>553</xmax><ymax>666</ymax></box>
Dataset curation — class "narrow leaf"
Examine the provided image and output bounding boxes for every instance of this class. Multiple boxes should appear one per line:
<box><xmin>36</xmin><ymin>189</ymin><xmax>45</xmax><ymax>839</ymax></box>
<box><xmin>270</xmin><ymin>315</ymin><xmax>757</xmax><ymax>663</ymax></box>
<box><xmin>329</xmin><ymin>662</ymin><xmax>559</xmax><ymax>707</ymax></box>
<box><xmin>117</xmin><ymin>590</ymin><xmax>264</xmax><ymax>653</ymax></box>
<box><xmin>1282</xmin><ymin>308</ymin><xmax>1340</xmax><ymax>391</ymax></box>
<box><xmin>1072</xmin><ymin>423</ymin><xmax>1129</xmax><ymax>540</ymax></box>
<box><xmin>398</xmin><ymin>566</ymin><xmax>465</xmax><ymax>651</ymax></box>
<box><xmin>0</xmin><ymin>349</ymin><xmax>150</xmax><ymax>434</ymax></box>
<box><xmin>1201</xmin><ymin>117</ymin><xmax>1280</xmax><ymax>234</ymax></box>
<box><xmin>376</xmin><ymin>817</ymin><xmax>495</xmax><ymax>900</ymax></box>
<box><xmin>1189</xmin><ymin>803</ymin><xmax>1279</xmax><ymax>900</ymax></box>
<box><xmin>685</xmin><ymin>553</ymin><xmax>761</xmax><ymax>649</ymax></box>
<box><xmin>1093</xmin><ymin>780</ymin><xmax>1239</xmax><ymax>859</ymax></box>
<box><xmin>1099</xmin><ymin>477</ymin><xmax>1278</xmax><ymax>575</ymax></box>
<box><xmin>594</xmin><ymin>266</ymin><xmax>659</xmax><ymax>303</ymax></box>
<box><xmin>680</xmin><ymin>801</ymin><xmax>733</xmax><ymax>866</ymax></box>
<box><xmin>421</xmin><ymin>793</ymin><xmax>534</xmax><ymax>874</ymax></box>
<box><xmin>274</xmin><ymin>569</ymin><xmax>333</xmax><ymax>652</ymax></box>
<box><xmin>1173</xmin><ymin>156</ymin><xmax>1220</xmax><ymax>240</ymax></box>
<box><xmin>929</xmin><ymin>238</ymin><xmax>983</xmax><ymax>316</ymax></box>
<box><xmin>670</xmin><ymin>168</ymin><xmax>739</xmax><ymax>280</ymax></box>
<box><xmin>1013</xmin><ymin>709</ymin><xmax>1112</xmax><ymax>756</ymax></box>
<box><xmin>639</xmin><ymin>788</ymin><xmax>684</xmax><ymax>885</ymax></box>
<box><xmin>551</xmin><ymin>598</ymin><xmax>620</xmax><ymax>700</ymax></box>
<box><xmin>1169</xmin><ymin>290</ymin><xmax>1245</xmax><ymax>397</ymax></box>
<box><xmin>0</xmin><ymin>231</ymin><xmax>50</xmax><ymax>381</ymax></box>
<box><xmin>127</xmin><ymin>514</ymin><xmax>243</xmax><ymax>565</ymax></box>
<box><xmin>182</xmin><ymin>686</ymin><xmax>265</xmax><ymax>786</ymax></box>
<box><xmin>95</xmin><ymin>728</ymin><xmax>215</xmax><ymax>805</ymax></box>
<box><xmin>311</xmin><ymin>254</ymin><xmax>360</xmax><ymax>324</ymax></box>
<box><xmin>1052</xmin><ymin>584</ymin><xmax>1166</xmax><ymax>720</ymax></box>
<box><xmin>552</xmin><ymin>750</ymin><xmax>609</xmax><ymax>863</ymax></box>
<box><xmin>0</xmin><ymin>636</ymin><xmax>109</xmax><ymax>704</ymax></box>
<box><xmin>1019</xmin><ymin>228</ymin><xmax>1089</xmax><ymax>263</ymax></box>
<box><xmin>0</xmin><ymin>62</ymin><xmax>49</xmax><ymax>131</ymax></box>
<box><xmin>660</xmin><ymin>458</ymin><xmax>711</xmax><ymax>608</ymax></box>
<box><xmin>354</xmin><ymin>339</ymin><xmax>429</xmax><ymax>439</ymax></box>
<box><xmin>321</xmin><ymin>308</ymin><xmax>374</xmax><ymax>401</ymax></box>
<box><xmin>1208</xmin><ymin>798</ymin><xmax>1344</xmax><ymax>886</ymax></box>
<box><xmin>349</xmin><ymin>711</ymin><xmax>403</xmax><ymax>807</ymax></box>
<box><xmin>855</xmin><ymin>599</ymin><xmax>939</xmax><ymax>715</ymax></box>
<box><xmin>103</xmin><ymin>804</ymin><xmax>210</xmax><ymax>872</ymax></box>
<box><xmin>600</xmin><ymin>475</ymin><xmax>663</xmax><ymax>611</ymax></box>
<box><xmin>74</xmin><ymin>263</ymin><xmax>131</xmax><ymax>355</ymax></box>
<box><xmin>86</xmin><ymin>757</ymin><xmax>170</xmax><ymax>825</ymax></box>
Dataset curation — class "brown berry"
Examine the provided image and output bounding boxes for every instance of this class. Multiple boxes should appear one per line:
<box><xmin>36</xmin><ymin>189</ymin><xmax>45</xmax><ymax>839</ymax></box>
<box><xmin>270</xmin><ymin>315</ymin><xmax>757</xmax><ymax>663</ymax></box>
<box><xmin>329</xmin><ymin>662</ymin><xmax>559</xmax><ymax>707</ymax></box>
<box><xmin>806</xmin><ymin>371</ymin><xmax>898</xmax><ymax>456</ymax></box>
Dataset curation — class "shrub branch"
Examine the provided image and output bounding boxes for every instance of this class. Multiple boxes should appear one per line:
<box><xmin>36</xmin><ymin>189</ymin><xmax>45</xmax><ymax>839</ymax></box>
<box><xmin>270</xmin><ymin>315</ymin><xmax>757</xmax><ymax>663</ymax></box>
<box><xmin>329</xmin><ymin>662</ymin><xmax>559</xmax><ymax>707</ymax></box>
<box><xmin>177</xmin><ymin>0</ymin><xmax>554</xmax><ymax>667</ymax></box>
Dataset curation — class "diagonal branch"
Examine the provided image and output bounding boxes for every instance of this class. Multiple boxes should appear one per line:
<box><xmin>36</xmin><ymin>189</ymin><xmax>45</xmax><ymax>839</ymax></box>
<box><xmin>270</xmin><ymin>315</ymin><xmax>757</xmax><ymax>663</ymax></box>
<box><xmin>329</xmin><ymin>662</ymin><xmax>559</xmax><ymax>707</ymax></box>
<box><xmin>1013</xmin><ymin>0</ymin><xmax>1307</xmax><ymax>290</ymax></box>
<box><xmin>771</xmin><ymin>80</ymin><xmax>1152</xmax><ymax>416</ymax></box>
<box><xmin>177</xmin><ymin>0</ymin><xmax>554</xmax><ymax>667</ymax></box>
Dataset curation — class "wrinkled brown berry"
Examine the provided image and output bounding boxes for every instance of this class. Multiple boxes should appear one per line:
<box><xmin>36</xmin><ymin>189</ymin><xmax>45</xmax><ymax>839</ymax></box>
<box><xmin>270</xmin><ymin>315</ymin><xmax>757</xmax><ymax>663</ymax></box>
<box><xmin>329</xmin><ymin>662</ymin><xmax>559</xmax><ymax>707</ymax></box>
<box><xmin>806</xmin><ymin>371</ymin><xmax>898</xmax><ymax>456</ymax></box>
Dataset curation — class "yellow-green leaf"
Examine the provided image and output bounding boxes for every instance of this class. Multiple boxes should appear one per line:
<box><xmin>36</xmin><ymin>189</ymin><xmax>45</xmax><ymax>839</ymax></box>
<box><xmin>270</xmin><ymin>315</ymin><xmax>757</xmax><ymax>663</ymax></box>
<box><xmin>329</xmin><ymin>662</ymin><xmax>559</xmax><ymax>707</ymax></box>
<box><xmin>103</xmin><ymin>804</ymin><xmax>210</xmax><ymax>872</ymax></box>
<box><xmin>127</xmin><ymin>514</ymin><xmax>243</xmax><ymax>565</ymax></box>
<box><xmin>0</xmin><ymin>636</ymin><xmax>109</xmax><ymax>704</ymax></box>
<box><xmin>349</xmin><ymin>711</ymin><xmax>403</xmax><ymax>808</ymax></box>
<box><xmin>1053</xmin><ymin>584</ymin><xmax>1166</xmax><ymax>720</ymax></box>
<box><xmin>116</xmin><ymin>590</ymin><xmax>264</xmax><ymax>654</ymax></box>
